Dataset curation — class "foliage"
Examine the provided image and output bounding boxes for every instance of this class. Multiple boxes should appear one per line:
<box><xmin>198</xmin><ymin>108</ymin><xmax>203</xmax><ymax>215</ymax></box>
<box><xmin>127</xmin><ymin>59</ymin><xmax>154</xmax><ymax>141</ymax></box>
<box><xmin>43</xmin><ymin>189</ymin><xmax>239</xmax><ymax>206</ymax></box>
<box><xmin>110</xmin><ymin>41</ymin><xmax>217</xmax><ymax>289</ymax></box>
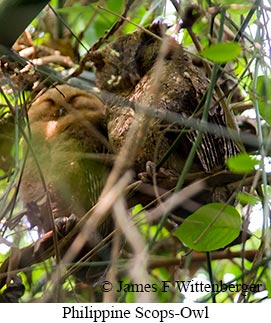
<box><xmin>173</xmin><ymin>203</ymin><xmax>241</xmax><ymax>251</ymax></box>
<box><xmin>227</xmin><ymin>153</ymin><xmax>259</xmax><ymax>173</ymax></box>
<box><xmin>200</xmin><ymin>42</ymin><xmax>242</xmax><ymax>63</ymax></box>
<box><xmin>0</xmin><ymin>0</ymin><xmax>271</xmax><ymax>303</ymax></box>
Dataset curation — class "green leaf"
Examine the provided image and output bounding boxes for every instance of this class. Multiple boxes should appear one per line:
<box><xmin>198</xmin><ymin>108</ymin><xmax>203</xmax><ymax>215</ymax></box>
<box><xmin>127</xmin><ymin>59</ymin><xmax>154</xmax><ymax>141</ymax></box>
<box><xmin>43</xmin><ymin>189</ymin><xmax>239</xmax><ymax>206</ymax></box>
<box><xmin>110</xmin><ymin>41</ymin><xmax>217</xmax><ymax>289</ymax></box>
<box><xmin>265</xmin><ymin>272</ymin><xmax>271</xmax><ymax>298</ymax></box>
<box><xmin>57</xmin><ymin>6</ymin><xmax>90</xmax><ymax>14</ymax></box>
<box><xmin>236</xmin><ymin>192</ymin><xmax>260</xmax><ymax>205</ymax></box>
<box><xmin>226</xmin><ymin>153</ymin><xmax>258</xmax><ymax>173</ymax></box>
<box><xmin>132</xmin><ymin>204</ymin><xmax>144</xmax><ymax>215</ymax></box>
<box><xmin>255</xmin><ymin>75</ymin><xmax>271</xmax><ymax>125</ymax></box>
<box><xmin>173</xmin><ymin>203</ymin><xmax>241</xmax><ymax>251</ymax></box>
<box><xmin>200</xmin><ymin>42</ymin><xmax>242</xmax><ymax>63</ymax></box>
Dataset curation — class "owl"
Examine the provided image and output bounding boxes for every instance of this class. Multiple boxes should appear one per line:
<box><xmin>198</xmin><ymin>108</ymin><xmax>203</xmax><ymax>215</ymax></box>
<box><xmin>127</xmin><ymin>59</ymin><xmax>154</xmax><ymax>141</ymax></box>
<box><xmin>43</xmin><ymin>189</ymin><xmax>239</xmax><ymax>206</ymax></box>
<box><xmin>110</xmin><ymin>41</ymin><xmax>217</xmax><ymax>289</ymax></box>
<box><xmin>20</xmin><ymin>85</ymin><xmax>109</xmax><ymax>230</ymax></box>
<box><xmin>89</xmin><ymin>23</ymin><xmax>239</xmax><ymax>175</ymax></box>
<box><xmin>20</xmin><ymin>84</ymin><xmax>113</xmax><ymax>282</ymax></box>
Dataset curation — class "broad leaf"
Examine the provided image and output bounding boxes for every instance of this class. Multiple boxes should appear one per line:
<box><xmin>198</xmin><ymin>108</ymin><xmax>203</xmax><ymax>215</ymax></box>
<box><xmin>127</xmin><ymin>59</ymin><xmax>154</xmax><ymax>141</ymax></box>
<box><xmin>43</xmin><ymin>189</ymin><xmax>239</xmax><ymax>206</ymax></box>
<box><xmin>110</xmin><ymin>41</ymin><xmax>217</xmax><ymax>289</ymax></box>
<box><xmin>173</xmin><ymin>203</ymin><xmax>241</xmax><ymax>251</ymax></box>
<box><xmin>226</xmin><ymin>153</ymin><xmax>258</xmax><ymax>173</ymax></box>
<box><xmin>236</xmin><ymin>192</ymin><xmax>260</xmax><ymax>205</ymax></box>
<box><xmin>200</xmin><ymin>42</ymin><xmax>242</xmax><ymax>63</ymax></box>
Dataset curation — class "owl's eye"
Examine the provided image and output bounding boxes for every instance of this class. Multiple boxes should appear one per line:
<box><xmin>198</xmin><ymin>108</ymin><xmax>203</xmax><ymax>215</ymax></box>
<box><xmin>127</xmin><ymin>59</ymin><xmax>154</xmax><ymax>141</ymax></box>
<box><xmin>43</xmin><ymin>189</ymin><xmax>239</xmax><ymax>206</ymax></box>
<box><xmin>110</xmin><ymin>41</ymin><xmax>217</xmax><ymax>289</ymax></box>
<box><xmin>53</xmin><ymin>107</ymin><xmax>67</xmax><ymax>119</ymax></box>
<box><xmin>59</xmin><ymin>108</ymin><xmax>66</xmax><ymax>117</ymax></box>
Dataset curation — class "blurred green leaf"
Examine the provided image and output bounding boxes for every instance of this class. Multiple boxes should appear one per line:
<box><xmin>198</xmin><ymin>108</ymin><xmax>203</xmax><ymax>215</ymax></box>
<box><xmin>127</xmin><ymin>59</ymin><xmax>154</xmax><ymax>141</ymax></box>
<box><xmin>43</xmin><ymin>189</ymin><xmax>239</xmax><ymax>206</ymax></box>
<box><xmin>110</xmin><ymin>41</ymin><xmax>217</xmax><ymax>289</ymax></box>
<box><xmin>173</xmin><ymin>203</ymin><xmax>241</xmax><ymax>251</ymax></box>
<box><xmin>236</xmin><ymin>192</ymin><xmax>260</xmax><ymax>205</ymax></box>
<box><xmin>255</xmin><ymin>75</ymin><xmax>271</xmax><ymax>125</ymax></box>
<box><xmin>200</xmin><ymin>42</ymin><xmax>242</xmax><ymax>63</ymax></box>
<box><xmin>264</xmin><ymin>272</ymin><xmax>271</xmax><ymax>298</ymax></box>
<box><xmin>132</xmin><ymin>204</ymin><xmax>144</xmax><ymax>215</ymax></box>
<box><xmin>226</xmin><ymin>153</ymin><xmax>258</xmax><ymax>173</ymax></box>
<box><xmin>57</xmin><ymin>5</ymin><xmax>90</xmax><ymax>14</ymax></box>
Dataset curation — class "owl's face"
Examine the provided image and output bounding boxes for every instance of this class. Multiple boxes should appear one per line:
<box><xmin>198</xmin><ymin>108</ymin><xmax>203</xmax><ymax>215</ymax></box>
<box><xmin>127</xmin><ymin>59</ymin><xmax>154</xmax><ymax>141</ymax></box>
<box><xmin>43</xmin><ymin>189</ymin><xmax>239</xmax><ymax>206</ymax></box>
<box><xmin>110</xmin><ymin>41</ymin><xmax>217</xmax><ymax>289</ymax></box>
<box><xmin>27</xmin><ymin>85</ymin><xmax>108</xmax><ymax>152</ymax></box>
<box><xmin>28</xmin><ymin>85</ymin><xmax>105</xmax><ymax>126</ymax></box>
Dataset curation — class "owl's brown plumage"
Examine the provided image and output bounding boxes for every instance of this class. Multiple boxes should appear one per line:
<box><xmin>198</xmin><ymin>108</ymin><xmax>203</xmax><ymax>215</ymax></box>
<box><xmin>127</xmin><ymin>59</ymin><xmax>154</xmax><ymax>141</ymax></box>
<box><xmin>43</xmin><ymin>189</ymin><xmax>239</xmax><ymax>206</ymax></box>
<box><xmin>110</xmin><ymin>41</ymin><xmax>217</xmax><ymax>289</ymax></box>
<box><xmin>90</xmin><ymin>25</ymin><xmax>239</xmax><ymax>174</ymax></box>
<box><xmin>20</xmin><ymin>84</ymin><xmax>111</xmax><ymax>237</ymax></box>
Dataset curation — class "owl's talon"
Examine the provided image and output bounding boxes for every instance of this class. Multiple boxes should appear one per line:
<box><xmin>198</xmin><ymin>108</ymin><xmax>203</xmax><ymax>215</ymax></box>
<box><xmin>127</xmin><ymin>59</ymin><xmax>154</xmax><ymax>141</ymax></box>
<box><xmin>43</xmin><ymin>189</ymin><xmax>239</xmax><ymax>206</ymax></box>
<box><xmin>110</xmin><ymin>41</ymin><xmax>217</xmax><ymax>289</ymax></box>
<box><xmin>54</xmin><ymin>214</ymin><xmax>78</xmax><ymax>237</ymax></box>
<box><xmin>139</xmin><ymin>161</ymin><xmax>179</xmax><ymax>181</ymax></box>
